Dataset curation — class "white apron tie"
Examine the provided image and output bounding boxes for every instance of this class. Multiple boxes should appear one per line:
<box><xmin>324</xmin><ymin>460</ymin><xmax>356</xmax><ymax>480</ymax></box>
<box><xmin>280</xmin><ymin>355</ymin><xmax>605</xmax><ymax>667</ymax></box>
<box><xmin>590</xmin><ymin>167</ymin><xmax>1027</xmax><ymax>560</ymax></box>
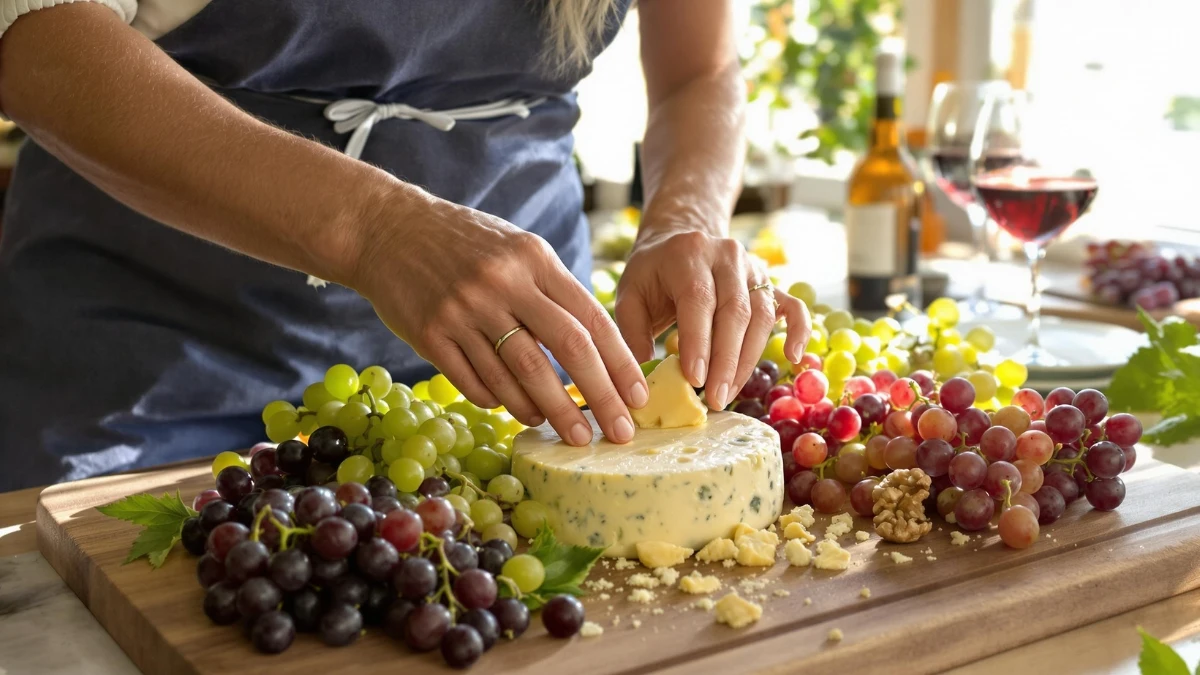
<box><xmin>305</xmin><ymin>97</ymin><xmax>546</xmax><ymax>288</ymax></box>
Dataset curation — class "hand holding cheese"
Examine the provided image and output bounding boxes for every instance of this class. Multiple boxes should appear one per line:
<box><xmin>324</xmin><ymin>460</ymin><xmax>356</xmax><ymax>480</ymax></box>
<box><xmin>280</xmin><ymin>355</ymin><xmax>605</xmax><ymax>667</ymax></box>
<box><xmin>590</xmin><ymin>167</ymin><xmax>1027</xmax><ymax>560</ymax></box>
<box><xmin>629</xmin><ymin>355</ymin><xmax>708</xmax><ymax>430</ymax></box>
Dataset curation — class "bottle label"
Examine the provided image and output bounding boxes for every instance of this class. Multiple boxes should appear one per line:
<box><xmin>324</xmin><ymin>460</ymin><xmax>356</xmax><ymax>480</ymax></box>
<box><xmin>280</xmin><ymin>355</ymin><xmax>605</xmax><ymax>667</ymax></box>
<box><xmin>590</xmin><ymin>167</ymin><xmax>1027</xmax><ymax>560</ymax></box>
<box><xmin>845</xmin><ymin>203</ymin><xmax>898</xmax><ymax>276</ymax></box>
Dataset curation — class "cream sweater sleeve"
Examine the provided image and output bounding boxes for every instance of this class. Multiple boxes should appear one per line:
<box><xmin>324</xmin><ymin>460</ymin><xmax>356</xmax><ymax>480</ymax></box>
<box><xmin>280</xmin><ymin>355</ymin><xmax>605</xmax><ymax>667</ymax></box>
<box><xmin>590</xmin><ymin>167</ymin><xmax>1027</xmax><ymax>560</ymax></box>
<box><xmin>1</xmin><ymin>0</ymin><xmax>136</xmax><ymax>37</ymax></box>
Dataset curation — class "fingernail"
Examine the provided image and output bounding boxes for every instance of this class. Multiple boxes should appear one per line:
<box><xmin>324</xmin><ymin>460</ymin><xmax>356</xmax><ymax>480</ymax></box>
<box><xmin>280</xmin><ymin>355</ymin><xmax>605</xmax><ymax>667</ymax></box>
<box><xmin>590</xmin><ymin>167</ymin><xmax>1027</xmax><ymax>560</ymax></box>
<box><xmin>714</xmin><ymin>383</ymin><xmax>730</xmax><ymax>410</ymax></box>
<box><xmin>613</xmin><ymin>416</ymin><xmax>634</xmax><ymax>444</ymax></box>
<box><xmin>693</xmin><ymin>358</ymin><xmax>708</xmax><ymax>387</ymax></box>
<box><xmin>631</xmin><ymin>381</ymin><xmax>649</xmax><ymax>408</ymax></box>
<box><xmin>570</xmin><ymin>422</ymin><xmax>593</xmax><ymax>446</ymax></box>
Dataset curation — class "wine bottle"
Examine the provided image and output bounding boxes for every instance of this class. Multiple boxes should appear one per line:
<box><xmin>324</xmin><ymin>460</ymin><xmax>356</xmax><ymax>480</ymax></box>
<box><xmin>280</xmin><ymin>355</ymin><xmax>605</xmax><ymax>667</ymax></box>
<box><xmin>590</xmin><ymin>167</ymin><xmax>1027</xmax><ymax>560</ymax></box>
<box><xmin>845</xmin><ymin>47</ymin><xmax>924</xmax><ymax>314</ymax></box>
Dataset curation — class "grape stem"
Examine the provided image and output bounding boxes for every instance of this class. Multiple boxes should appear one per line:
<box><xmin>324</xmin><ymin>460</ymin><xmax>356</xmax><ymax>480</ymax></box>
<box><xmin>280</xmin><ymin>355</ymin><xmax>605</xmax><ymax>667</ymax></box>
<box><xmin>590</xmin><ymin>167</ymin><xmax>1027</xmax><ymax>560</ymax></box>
<box><xmin>249</xmin><ymin>506</ymin><xmax>314</xmax><ymax>550</ymax></box>
<box><xmin>813</xmin><ymin>455</ymin><xmax>838</xmax><ymax>480</ymax></box>
<box><xmin>496</xmin><ymin>574</ymin><xmax>523</xmax><ymax>600</ymax></box>
<box><xmin>418</xmin><ymin>532</ymin><xmax>466</xmax><ymax>619</ymax></box>
<box><xmin>1001</xmin><ymin>479</ymin><xmax>1013</xmax><ymax>510</ymax></box>
<box><xmin>444</xmin><ymin>470</ymin><xmax>487</xmax><ymax>499</ymax></box>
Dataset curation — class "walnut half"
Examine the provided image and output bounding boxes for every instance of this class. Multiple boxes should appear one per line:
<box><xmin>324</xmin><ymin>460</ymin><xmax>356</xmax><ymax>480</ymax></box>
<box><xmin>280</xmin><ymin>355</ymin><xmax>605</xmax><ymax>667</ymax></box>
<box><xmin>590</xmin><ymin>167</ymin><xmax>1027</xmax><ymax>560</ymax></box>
<box><xmin>872</xmin><ymin>468</ymin><xmax>933</xmax><ymax>543</ymax></box>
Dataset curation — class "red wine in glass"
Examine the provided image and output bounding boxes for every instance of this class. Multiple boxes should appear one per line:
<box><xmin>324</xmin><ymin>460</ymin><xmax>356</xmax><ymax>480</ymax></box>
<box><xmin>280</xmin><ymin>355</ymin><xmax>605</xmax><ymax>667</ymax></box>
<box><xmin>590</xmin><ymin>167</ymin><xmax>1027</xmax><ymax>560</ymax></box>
<box><xmin>975</xmin><ymin>173</ymin><xmax>1099</xmax><ymax>245</ymax></box>
<box><xmin>931</xmin><ymin>149</ymin><xmax>1023</xmax><ymax>207</ymax></box>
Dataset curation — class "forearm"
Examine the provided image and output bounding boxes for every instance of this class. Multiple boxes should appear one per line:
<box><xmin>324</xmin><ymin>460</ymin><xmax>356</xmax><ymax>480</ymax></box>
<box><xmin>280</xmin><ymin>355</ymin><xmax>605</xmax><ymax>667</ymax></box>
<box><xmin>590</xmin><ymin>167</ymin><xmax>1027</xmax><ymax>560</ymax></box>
<box><xmin>0</xmin><ymin>3</ymin><xmax>421</xmax><ymax>287</ymax></box>
<box><xmin>638</xmin><ymin>60</ymin><xmax>745</xmax><ymax>241</ymax></box>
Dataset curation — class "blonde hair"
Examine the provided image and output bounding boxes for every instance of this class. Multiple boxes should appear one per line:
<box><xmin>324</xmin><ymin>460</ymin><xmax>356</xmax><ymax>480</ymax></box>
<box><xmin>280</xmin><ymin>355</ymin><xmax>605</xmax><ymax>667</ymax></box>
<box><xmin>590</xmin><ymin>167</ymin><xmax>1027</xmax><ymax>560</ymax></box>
<box><xmin>541</xmin><ymin>0</ymin><xmax>623</xmax><ymax>72</ymax></box>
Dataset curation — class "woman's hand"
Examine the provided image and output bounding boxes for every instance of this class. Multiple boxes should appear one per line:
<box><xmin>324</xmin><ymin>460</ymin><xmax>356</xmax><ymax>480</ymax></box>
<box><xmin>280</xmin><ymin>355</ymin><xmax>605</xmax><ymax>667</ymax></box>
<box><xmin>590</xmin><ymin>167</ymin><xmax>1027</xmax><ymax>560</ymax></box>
<box><xmin>615</xmin><ymin>227</ymin><xmax>810</xmax><ymax>411</ymax></box>
<box><xmin>354</xmin><ymin>194</ymin><xmax>648</xmax><ymax>447</ymax></box>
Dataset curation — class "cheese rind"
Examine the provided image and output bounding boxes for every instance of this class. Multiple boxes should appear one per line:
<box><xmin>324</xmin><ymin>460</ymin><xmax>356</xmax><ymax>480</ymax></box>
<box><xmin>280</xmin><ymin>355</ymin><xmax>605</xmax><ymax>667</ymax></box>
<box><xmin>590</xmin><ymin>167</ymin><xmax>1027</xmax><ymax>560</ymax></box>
<box><xmin>512</xmin><ymin>410</ymin><xmax>783</xmax><ymax>557</ymax></box>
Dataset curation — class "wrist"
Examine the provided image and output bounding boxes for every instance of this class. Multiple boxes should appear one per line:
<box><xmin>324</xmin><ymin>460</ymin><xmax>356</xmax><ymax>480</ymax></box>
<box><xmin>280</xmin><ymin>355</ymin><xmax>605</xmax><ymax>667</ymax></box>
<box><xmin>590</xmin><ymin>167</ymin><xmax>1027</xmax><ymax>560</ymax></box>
<box><xmin>331</xmin><ymin>170</ymin><xmax>437</xmax><ymax>294</ymax></box>
<box><xmin>635</xmin><ymin>203</ymin><xmax>726</xmax><ymax>249</ymax></box>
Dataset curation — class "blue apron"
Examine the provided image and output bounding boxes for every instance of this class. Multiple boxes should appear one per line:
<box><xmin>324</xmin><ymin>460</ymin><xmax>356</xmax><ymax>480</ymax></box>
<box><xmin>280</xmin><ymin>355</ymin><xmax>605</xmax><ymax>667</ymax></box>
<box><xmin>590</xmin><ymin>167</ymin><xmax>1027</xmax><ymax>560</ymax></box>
<box><xmin>0</xmin><ymin>0</ymin><xmax>632</xmax><ymax>491</ymax></box>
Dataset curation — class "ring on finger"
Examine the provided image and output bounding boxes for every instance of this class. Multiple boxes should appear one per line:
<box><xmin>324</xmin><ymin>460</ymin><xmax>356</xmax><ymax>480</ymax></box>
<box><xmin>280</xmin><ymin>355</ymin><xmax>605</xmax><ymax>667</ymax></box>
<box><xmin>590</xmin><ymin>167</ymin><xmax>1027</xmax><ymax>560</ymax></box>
<box><xmin>493</xmin><ymin>324</ymin><xmax>527</xmax><ymax>354</ymax></box>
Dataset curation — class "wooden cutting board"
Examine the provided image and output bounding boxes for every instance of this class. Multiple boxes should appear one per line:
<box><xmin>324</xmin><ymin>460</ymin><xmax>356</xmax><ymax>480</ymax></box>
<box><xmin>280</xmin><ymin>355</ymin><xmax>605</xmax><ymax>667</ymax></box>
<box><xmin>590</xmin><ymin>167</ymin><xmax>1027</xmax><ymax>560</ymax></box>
<box><xmin>37</xmin><ymin>458</ymin><xmax>1200</xmax><ymax>675</ymax></box>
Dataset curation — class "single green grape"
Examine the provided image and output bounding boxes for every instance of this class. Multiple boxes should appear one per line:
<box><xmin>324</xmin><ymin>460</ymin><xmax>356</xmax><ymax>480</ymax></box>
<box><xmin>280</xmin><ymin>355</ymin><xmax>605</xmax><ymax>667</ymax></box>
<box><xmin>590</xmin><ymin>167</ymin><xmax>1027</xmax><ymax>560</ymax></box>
<box><xmin>418</xmin><ymin>417</ymin><xmax>456</xmax><ymax>455</ymax></box>
<box><xmin>940</xmin><ymin>328</ymin><xmax>963</xmax><ymax>346</ymax></box>
<box><xmin>381</xmin><ymin>438</ymin><xmax>404</xmax><ymax>464</ymax></box>
<box><xmin>441</xmin><ymin>412</ymin><xmax>469</xmax><ymax>428</ymax></box>
<box><xmin>828</xmin><ymin>328</ymin><xmax>862</xmax><ymax>354</ymax></box>
<box><xmin>825</xmin><ymin>310</ymin><xmax>854</xmax><ymax>333</ymax></box>
<box><xmin>450</xmin><ymin>425</ymin><xmax>476</xmax><ymax>459</ymax></box>
<box><xmin>445</xmin><ymin>494</ymin><xmax>471</xmax><ymax>514</ymax></box>
<box><xmin>502</xmin><ymin>554</ymin><xmax>545</xmax><ymax>592</ymax></box>
<box><xmin>470</xmin><ymin>499</ymin><xmax>504</xmax><ymax>532</ymax></box>
<box><xmin>812</xmin><ymin>302</ymin><xmax>835</xmax><ymax>316</ymax></box>
<box><xmin>787</xmin><ymin>281</ymin><xmax>817</xmax><ymax>307</ymax></box>
<box><xmin>997</xmin><ymin>385</ymin><xmax>1015</xmax><ymax>406</ymax></box>
<box><xmin>388</xmin><ymin>458</ymin><xmax>424</xmax><ymax>493</ymax></box>
<box><xmin>884</xmin><ymin>349</ymin><xmax>910</xmax><ymax>376</ymax></box>
<box><xmin>965</xmin><ymin>325</ymin><xmax>996</xmax><ymax>352</ymax></box>
<box><xmin>932</xmin><ymin>345</ymin><xmax>966</xmax><ymax>380</ymax></box>
<box><xmin>451</xmin><ymin>484</ymin><xmax>478</xmax><ymax>504</ymax></box>
<box><xmin>382</xmin><ymin>407</ymin><xmax>419</xmax><ymax>441</ymax></box>
<box><xmin>855</xmin><ymin>336</ymin><xmax>881</xmax><ymax>363</ymax></box>
<box><xmin>969</xmin><ymin>370</ymin><xmax>999</xmax><ymax>403</ymax></box>
<box><xmin>511</xmin><ymin>500</ymin><xmax>549</xmax><ymax>539</ymax></box>
<box><xmin>401</xmin><ymin>435</ymin><xmax>438</xmax><ymax>468</ymax></box>
<box><xmin>959</xmin><ymin>343</ymin><xmax>979</xmax><ymax>366</ymax></box>
<box><xmin>497</xmin><ymin>454</ymin><xmax>511</xmax><ymax>477</ymax></box>
<box><xmin>459</xmin><ymin>471</ymin><xmax>482</xmax><ymax>490</ymax></box>
<box><xmin>445</xmin><ymin>400</ymin><xmax>485</xmax><ymax>427</ymax></box>
<box><xmin>927</xmin><ymin>297</ymin><xmax>960</xmax><ymax>328</ymax></box>
<box><xmin>409</xmin><ymin>400</ymin><xmax>434</xmax><ymax>425</ymax></box>
<box><xmin>358</xmin><ymin>365</ymin><xmax>393</xmax><ymax>398</ymax></box>
<box><xmin>261</xmin><ymin>400</ymin><xmax>296</xmax><ymax>425</ymax></box>
<box><xmin>211</xmin><ymin>451</ymin><xmax>248</xmax><ymax>478</ymax></box>
<box><xmin>502</xmin><ymin>415</ymin><xmax>525</xmax><ymax>438</ymax></box>
<box><xmin>366</xmin><ymin>422</ymin><xmax>389</xmax><ymax>442</ymax></box>
<box><xmin>824</xmin><ymin>350</ymin><xmax>857</xmax><ymax>381</ymax></box>
<box><xmin>377</xmin><ymin>399</ymin><xmax>393</xmax><ymax>415</ymax></box>
<box><xmin>298</xmin><ymin>414</ymin><xmax>319</xmax><ymax>436</ymax></box>
<box><xmin>493</xmin><ymin>442</ymin><xmax>512</xmax><ymax>458</ymax></box>
<box><xmin>827</xmin><ymin>378</ymin><xmax>845</xmax><ymax>404</ymax></box>
<box><xmin>335</xmin><ymin>401</ymin><xmax>371</xmax><ymax>438</ymax></box>
<box><xmin>483</xmin><ymin>412</ymin><xmax>512</xmax><ymax>436</ymax></box>
<box><xmin>464</xmin><ymin>447</ymin><xmax>505</xmax><ymax>481</ymax></box>
<box><xmin>871</xmin><ymin>317</ymin><xmax>901</xmax><ymax>344</ymax></box>
<box><xmin>484</xmin><ymin>523</ymin><xmax>519</xmax><ymax>551</ymax></box>
<box><xmin>412</xmin><ymin>380</ymin><xmax>431</xmax><ymax>401</ymax></box>
<box><xmin>428</xmin><ymin>374</ymin><xmax>460</xmax><ymax>405</ymax></box>
<box><xmin>995</xmin><ymin>359</ymin><xmax>1028</xmax><ymax>388</ymax></box>
<box><xmin>302</xmin><ymin>383</ymin><xmax>336</xmax><ymax>411</ymax></box>
<box><xmin>266</xmin><ymin>410</ymin><xmax>301</xmax><ymax>443</ymax></box>
<box><xmin>426</xmin><ymin>401</ymin><xmax>444</xmax><ymax>417</ymax></box>
<box><xmin>435</xmin><ymin>454</ymin><xmax>462</xmax><ymax>474</ymax></box>
<box><xmin>761</xmin><ymin>333</ymin><xmax>788</xmax><ymax>369</ymax></box>
<box><xmin>852</xmin><ymin>317</ymin><xmax>873</xmax><ymax>337</ymax></box>
<box><xmin>324</xmin><ymin>364</ymin><xmax>360</xmax><ymax>401</ymax></box>
<box><xmin>470</xmin><ymin>423</ymin><xmax>498</xmax><ymax>448</ymax></box>
<box><xmin>423</xmin><ymin>464</ymin><xmax>439</xmax><ymax>480</ymax></box>
<box><xmin>382</xmin><ymin>383</ymin><xmax>413</xmax><ymax>411</ymax></box>
<box><xmin>337</xmin><ymin>455</ymin><xmax>374</xmax><ymax>485</ymax></box>
<box><xmin>805</xmin><ymin>326</ymin><xmax>828</xmax><ymax>355</ymax></box>
<box><xmin>317</xmin><ymin>400</ymin><xmax>344</xmax><ymax>428</ymax></box>
<box><xmin>487</xmin><ymin>475</ymin><xmax>524</xmax><ymax>503</ymax></box>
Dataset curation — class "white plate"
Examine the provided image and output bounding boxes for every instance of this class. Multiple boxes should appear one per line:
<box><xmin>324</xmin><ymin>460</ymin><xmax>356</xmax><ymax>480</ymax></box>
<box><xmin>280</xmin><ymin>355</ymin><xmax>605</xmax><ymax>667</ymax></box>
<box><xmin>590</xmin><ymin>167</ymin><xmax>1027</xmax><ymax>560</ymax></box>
<box><xmin>958</xmin><ymin>317</ymin><xmax>1146</xmax><ymax>380</ymax></box>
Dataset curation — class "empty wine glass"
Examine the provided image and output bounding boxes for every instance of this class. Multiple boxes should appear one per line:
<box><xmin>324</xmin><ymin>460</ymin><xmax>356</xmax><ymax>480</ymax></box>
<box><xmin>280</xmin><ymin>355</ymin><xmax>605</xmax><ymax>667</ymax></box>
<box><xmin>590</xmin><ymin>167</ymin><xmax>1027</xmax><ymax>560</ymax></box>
<box><xmin>970</xmin><ymin>90</ymin><xmax>1099</xmax><ymax>367</ymax></box>
<box><xmin>925</xmin><ymin>80</ymin><xmax>1012</xmax><ymax>317</ymax></box>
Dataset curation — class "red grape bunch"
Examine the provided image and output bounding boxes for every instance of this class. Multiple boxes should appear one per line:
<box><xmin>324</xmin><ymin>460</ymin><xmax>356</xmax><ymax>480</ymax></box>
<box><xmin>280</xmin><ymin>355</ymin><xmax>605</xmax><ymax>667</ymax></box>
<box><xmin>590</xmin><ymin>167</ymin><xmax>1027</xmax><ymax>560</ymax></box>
<box><xmin>1086</xmin><ymin>239</ymin><xmax>1200</xmax><ymax>309</ymax></box>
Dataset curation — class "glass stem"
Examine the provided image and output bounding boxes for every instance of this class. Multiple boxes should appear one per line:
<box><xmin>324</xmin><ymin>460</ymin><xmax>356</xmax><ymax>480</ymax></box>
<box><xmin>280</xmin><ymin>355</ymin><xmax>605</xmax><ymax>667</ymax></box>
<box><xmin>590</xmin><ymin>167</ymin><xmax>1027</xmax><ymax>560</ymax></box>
<box><xmin>967</xmin><ymin>202</ymin><xmax>990</xmax><ymax>310</ymax></box>
<box><xmin>1024</xmin><ymin>241</ymin><xmax>1045</xmax><ymax>352</ymax></box>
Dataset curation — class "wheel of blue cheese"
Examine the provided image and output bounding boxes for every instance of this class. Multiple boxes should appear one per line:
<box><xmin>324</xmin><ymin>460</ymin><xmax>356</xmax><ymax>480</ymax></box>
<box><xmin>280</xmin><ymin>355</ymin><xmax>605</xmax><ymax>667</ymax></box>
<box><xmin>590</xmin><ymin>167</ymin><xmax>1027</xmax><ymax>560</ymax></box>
<box><xmin>511</xmin><ymin>410</ymin><xmax>784</xmax><ymax>557</ymax></box>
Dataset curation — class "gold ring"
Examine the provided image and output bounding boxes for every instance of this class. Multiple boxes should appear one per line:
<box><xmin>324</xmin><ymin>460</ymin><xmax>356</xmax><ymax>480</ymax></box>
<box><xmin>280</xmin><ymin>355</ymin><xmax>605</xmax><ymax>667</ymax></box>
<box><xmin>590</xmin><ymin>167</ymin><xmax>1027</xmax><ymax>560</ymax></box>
<box><xmin>750</xmin><ymin>282</ymin><xmax>773</xmax><ymax>294</ymax></box>
<box><xmin>494</xmin><ymin>325</ymin><xmax>527</xmax><ymax>354</ymax></box>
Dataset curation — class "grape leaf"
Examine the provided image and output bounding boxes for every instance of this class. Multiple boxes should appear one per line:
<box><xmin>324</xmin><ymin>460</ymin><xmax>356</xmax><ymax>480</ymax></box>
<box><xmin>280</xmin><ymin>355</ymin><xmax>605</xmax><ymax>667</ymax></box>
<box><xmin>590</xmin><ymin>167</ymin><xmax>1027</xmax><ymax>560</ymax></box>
<box><xmin>520</xmin><ymin>525</ymin><xmax>606</xmax><ymax>610</ymax></box>
<box><xmin>1107</xmin><ymin>309</ymin><xmax>1200</xmax><ymax>445</ymax></box>
<box><xmin>1137</xmin><ymin>627</ymin><xmax>1190</xmax><ymax>675</ymax></box>
<box><xmin>97</xmin><ymin>491</ymin><xmax>196</xmax><ymax>569</ymax></box>
<box><xmin>96</xmin><ymin>491</ymin><xmax>196</xmax><ymax>527</ymax></box>
<box><xmin>1143</xmin><ymin>414</ymin><xmax>1200</xmax><ymax>447</ymax></box>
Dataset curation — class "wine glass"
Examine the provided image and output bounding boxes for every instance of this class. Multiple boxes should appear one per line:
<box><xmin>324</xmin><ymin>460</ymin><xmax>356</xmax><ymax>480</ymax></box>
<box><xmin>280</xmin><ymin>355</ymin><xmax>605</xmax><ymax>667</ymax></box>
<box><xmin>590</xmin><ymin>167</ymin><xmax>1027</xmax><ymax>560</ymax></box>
<box><xmin>925</xmin><ymin>81</ymin><xmax>1012</xmax><ymax>317</ymax></box>
<box><xmin>969</xmin><ymin>90</ymin><xmax>1099</xmax><ymax>367</ymax></box>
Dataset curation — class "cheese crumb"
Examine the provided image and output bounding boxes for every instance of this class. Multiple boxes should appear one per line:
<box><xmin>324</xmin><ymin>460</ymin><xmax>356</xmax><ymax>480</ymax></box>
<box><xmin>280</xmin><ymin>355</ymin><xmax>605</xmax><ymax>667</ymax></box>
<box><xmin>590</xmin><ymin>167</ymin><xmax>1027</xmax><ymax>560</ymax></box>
<box><xmin>926</xmin><ymin>556</ymin><xmax>938</xmax><ymax>562</ymax></box>
<box><xmin>804</xmin><ymin>597</ymin><xmax>812</xmax><ymax>606</ymax></box>
<box><xmin>628</xmin><ymin>573</ymin><xmax>661</xmax><ymax>589</ymax></box>
<box><xmin>813</xmin><ymin>540</ymin><xmax>851</xmax><ymax>570</ymax></box>
<box><xmin>722</xmin><ymin>559</ymin><xmax>737</xmax><ymax>569</ymax></box>
<box><xmin>738</xmin><ymin>578</ymin><xmax>769</xmax><ymax>593</ymax></box>
<box><xmin>779</xmin><ymin>504</ymin><xmax>815</xmax><ymax>529</ymax></box>
<box><xmin>855</xmin><ymin>530</ymin><xmax>870</xmax><ymax>542</ymax></box>
<box><xmin>696</xmin><ymin>537</ymin><xmax>738</xmax><ymax>563</ymax></box>
<box><xmin>713</xmin><ymin>593</ymin><xmax>763</xmax><ymax>629</ymax></box>
<box><xmin>951</xmin><ymin>531</ymin><xmax>970</xmax><ymax>546</ymax></box>
<box><xmin>730</xmin><ymin>522</ymin><xmax>758</xmax><ymax>541</ymax></box>
<box><xmin>734</xmin><ymin>531</ymin><xmax>777</xmax><ymax>567</ymax></box>
<box><xmin>612</xmin><ymin>616</ymin><xmax>620</xmax><ymax>627</ymax></box>
<box><xmin>632</xmin><ymin>619</ymin><xmax>642</xmax><ymax>628</ymax></box>
<box><xmin>635</xmin><ymin>541</ymin><xmax>693</xmax><ymax>569</ymax></box>
<box><xmin>783</xmin><ymin>521</ymin><xmax>817</xmax><ymax>543</ymax></box>
<box><xmin>614</xmin><ymin>558</ymin><xmax>638</xmax><ymax>570</ymax></box>
<box><xmin>628</xmin><ymin>589</ymin><xmax>656</xmax><ymax>604</ymax></box>
<box><xmin>773</xmin><ymin>589</ymin><xmax>791</xmax><ymax>598</ymax></box>
<box><xmin>679</xmin><ymin>572</ymin><xmax>722</xmax><ymax>595</ymax></box>
<box><xmin>784</xmin><ymin>539</ymin><xmax>812</xmax><ymax>567</ymax></box>
<box><xmin>888</xmin><ymin>551</ymin><xmax>913</xmax><ymax>564</ymax></box>
<box><xmin>859</xmin><ymin>587</ymin><xmax>871</xmax><ymax>599</ymax></box>
<box><xmin>828</xmin><ymin>628</ymin><xmax>844</xmax><ymax>642</ymax></box>
<box><xmin>825</xmin><ymin>512</ymin><xmax>854</xmax><ymax>540</ymax></box>
<box><xmin>584</xmin><ymin>578</ymin><xmax>614</xmax><ymax>591</ymax></box>
<box><xmin>695</xmin><ymin>598</ymin><xmax>715</xmax><ymax>611</ymax></box>
<box><xmin>598</xmin><ymin>593</ymin><xmax>611</xmax><ymax>601</ymax></box>
<box><xmin>653</xmin><ymin>567</ymin><xmax>680</xmax><ymax>586</ymax></box>
<box><xmin>651</xmin><ymin>608</ymin><xmax>664</xmax><ymax>615</ymax></box>
<box><xmin>580</xmin><ymin>621</ymin><xmax>604</xmax><ymax>638</ymax></box>
<box><xmin>768</xmin><ymin>523</ymin><xmax>777</xmax><ymax>532</ymax></box>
